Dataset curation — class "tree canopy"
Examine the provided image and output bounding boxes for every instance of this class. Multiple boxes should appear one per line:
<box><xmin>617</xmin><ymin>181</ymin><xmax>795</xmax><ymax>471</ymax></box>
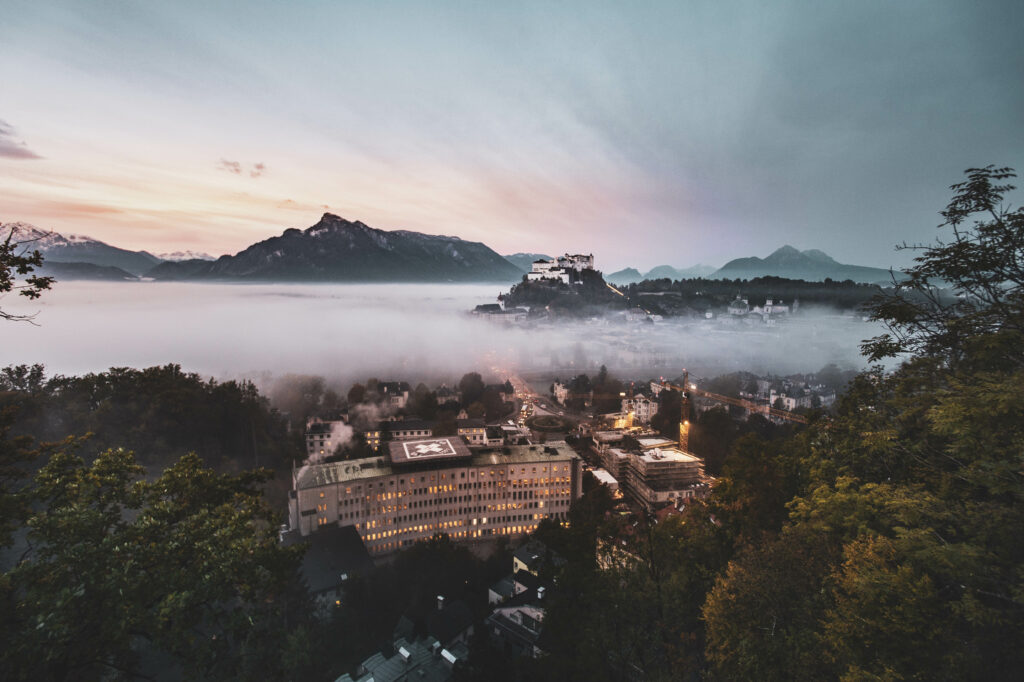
<box><xmin>1</xmin><ymin>225</ymin><xmax>54</xmax><ymax>322</ymax></box>
<box><xmin>533</xmin><ymin>166</ymin><xmax>1024</xmax><ymax>681</ymax></box>
<box><xmin>1</xmin><ymin>448</ymin><xmax>309</xmax><ymax>681</ymax></box>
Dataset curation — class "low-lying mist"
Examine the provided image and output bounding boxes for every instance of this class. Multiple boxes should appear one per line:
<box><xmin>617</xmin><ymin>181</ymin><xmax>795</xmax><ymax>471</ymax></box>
<box><xmin>0</xmin><ymin>281</ymin><xmax>886</xmax><ymax>387</ymax></box>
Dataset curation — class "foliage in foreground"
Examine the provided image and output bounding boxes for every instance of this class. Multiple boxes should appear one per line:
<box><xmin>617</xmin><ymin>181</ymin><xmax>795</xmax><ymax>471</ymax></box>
<box><xmin>530</xmin><ymin>167</ymin><xmax>1024</xmax><ymax>681</ymax></box>
<box><xmin>0</xmin><ymin>448</ymin><xmax>313</xmax><ymax>680</ymax></box>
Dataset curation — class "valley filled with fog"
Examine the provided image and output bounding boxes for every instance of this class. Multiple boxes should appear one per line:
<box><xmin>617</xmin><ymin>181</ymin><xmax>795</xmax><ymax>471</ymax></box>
<box><xmin>0</xmin><ymin>281</ymin><xmax>885</xmax><ymax>384</ymax></box>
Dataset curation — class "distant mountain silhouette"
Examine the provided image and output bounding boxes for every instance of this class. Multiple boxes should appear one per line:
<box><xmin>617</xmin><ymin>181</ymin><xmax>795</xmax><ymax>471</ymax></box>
<box><xmin>607</xmin><ymin>264</ymin><xmax>716</xmax><ymax>285</ymax></box>
<box><xmin>644</xmin><ymin>264</ymin><xmax>717</xmax><ymax>280</ymax></box>
<box><xmin>156</xmin><ymin>250</ymin><xmax>217</xmax><ymax>262</ymax></box>
<box><xmin>36</xmin><ymin>261</ymin><xmax>138</xmax><ymax>281</ymax></box>
<box><xmin>606</xmin><ymin>267</ymin><xmax>644</xmax><ymax>285</ymax></box>
<box><xmin>712</xmin><ymin>245</ymin><xmax>905</xmax><ymax>283</ymax></box>
<box><xmin>4</xmin><ymin>221</ymin><xmax>161</xmax><ymax>275</ymax></box>
<box><xmin>148</xmin><ymin>214</ymin><xmax>523</xmax><ymax>283</ymax></box>
<box><xmin>503</xmin><ymin>252</ymin><xmax>553</xmax><ymax>273</ymax></box>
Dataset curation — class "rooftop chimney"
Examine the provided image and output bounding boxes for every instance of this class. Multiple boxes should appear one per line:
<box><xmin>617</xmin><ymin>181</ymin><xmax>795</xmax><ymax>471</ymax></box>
<box><xmin>437</xmin><ymin>594</ymin><xmax>445</xmax><ymax>611</ymax></box>
<box><xmin>537</xmin><ymin>586</ymin><xmax>546</xmax><ymax>601</ymax></box>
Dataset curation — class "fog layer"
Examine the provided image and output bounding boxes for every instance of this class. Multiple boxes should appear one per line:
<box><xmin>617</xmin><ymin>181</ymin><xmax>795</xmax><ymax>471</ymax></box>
<box><xmin>0</xmin><ymin>282</ymin><xmax>883</xmax><ymax>382</ymax></box>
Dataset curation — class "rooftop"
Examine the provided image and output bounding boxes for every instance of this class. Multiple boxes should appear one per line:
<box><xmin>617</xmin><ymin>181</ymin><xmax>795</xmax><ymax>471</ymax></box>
<box><xmin>638</xmin><ymin>447</ymin><xmax>701</xmax><ymax>464</ymax></box>
<box><xmin>636</xmin><ymin>437</ymin><xmax>677</xmax><ymax>450</ymax></box>
<box><xmin>295</xmin><ymin>442</ymin><xmax>579</xmax><ymax>490</ymax></box>
<box><xmin>283</xmin><ymin>525</ymin><xmax>374</xmax><ymax>594</ymax></box>
<box><xmin>388</xmin><ymin>419</ymin><xmax>437</xmax><ymax>433</ymax></box>
<box><xmin>389</xmin><ymin>437</ymin><xmax>473</xmax><ymax>467</ymax></box>
<box><xmin>593</xmin><ymin>431</ymin><xmax>625</xmax><ymax>443</ymax></box>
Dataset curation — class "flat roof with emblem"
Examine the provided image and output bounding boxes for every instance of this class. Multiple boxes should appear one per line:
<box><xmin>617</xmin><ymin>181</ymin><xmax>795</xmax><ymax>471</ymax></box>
<box><xmin>388</xmin><ymin>437</ymin><xmax>473</xmax><ymax>466</ymax></box>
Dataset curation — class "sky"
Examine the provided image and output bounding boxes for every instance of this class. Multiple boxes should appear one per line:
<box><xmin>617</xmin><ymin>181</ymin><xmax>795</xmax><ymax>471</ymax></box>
<box><xmin>0</xmin><ymin>0</ymin><xmax>1021</xmax><ymax>271</ymax></box>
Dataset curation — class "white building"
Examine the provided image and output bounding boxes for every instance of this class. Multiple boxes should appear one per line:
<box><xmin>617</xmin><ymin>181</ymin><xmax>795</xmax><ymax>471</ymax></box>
<box><xmin>552</xmin><ymin>381</ymin><xmax>569</xmax><ymax>404</ymax></box>
<box><xmin>591</xmin><ymin>468</ymin><xmax>619</xmax><ymax>495</ymax></box>
<box><xmin>526</xmin><ymin>259</ymin><xmax>570</xmax><ymax>283</ymax></box>
<box><xmin>378</xmin><ymin>381</ymin><xmax>411</xmax><ymax>409</ymax></box>
<box><xmin>290</xmin><ymin>440</ymin><xmax>583</xmax><ymax>555</ymax></box>
<box><xmin>305</xmin><ymin>418</ymin><xmax>349</xmax><ymax>458</ymax></box>
<box><xmin>625</xmin><ymin>447</ymin><xmax>706</xmax><ymax>511</ymax></box>
<box><xmin>556</xmin><ymin>254</ymin><xmax>594</xmax><ymax>272</ymax></box>
<box><xmin>526</xmin><ymin>253</ymin><xmax>595</xmax><ymax>284</ymax></box>
<box><xmin>621</xmin><ymin>395</ymin><xmax>658</xmax><ymax>425</ymax></box>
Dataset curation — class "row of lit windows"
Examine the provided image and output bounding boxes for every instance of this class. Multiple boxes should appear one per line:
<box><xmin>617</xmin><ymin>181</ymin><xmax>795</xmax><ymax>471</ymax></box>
<box><xmin>317</xmin><ymin>490</ymin><xmax>572</xmax><ymax>516</ymax></box>
<box><xmin>318</xmin><ymin>469</ymin><xmax>572</xmax><ymax>503</ymax></box>
<box><xmin>363</xmin><ymin>519</ymin><xmax>572</xmax><ymax>554</ymax></box>
<box><xmin>329</xmin><ymin>498</ymin><xmax>569</xmax><ymax>524</ymax></box>
<box><xmin>312</xmin><ymin>489</ymin><xmax>572</xmax><ymax>521</ymax></box>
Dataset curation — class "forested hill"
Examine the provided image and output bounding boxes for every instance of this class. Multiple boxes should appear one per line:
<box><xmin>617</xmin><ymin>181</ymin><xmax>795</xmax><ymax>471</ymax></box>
<box><xmin>501</xmin><ymin>268</ymin><xmax>885</xmax><ymax>318</ymax></box>
<box><xmin>0</xmin><ymin>364</ymin><xmax>298</xmax><ymax>479</ymax></box>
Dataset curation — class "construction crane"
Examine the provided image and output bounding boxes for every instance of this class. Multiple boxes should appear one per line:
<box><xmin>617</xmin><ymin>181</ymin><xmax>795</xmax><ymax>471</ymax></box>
<box><xmin>658</xmin><ymin>370</ymin><xmax>808</xmax><ymax>451</ymax></box>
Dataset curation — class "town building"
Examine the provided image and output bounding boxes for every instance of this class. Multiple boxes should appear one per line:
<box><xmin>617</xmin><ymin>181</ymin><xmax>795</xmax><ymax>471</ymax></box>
<box><xmin>435</xmin><ymin>385</ymin><xmax>461</xmax><ymax>405</ymax></box>
<box><xmin>557</xmin><ymin>253</ymin><xmax>595</xmax><ymax>272</ymax></box>
<box><xmin>289</xmin><ymin>440</ymin><xmax>583</xmax><ymax>555</ymax></box>
<box><xmin>361</xmin><ymin>426</ymin><xmax>384</xmax><ymax>449</ymax></box>
<box><xmin>526</xmin><ymin>253</ymin><xmax>595</xmax><ymax>284</ymax></box>
<box><xmin>387</xmin><ymin>419</ymin><xmax>437</xmax><ymax>441</ymax></box>
<box><xmin>590</xmin><ymin>468</ymin><xmax>619</xmax><ymax>495</ymax></box>
<box><xmin>281</xmin><ymin>525</ymin><xmax>374</xmax><ymax>618</ymax></box>
<box><xmin>379</xmin><ymin>381</ymin><xmax>411</xmax><ymax>409</ymax></box>
<box><xmin>336</xmin><ymin>634</ymin><xmax>467</xmax><ymax>682</ymax></box>
<box><xmin>305</xmin><ymin>418</ymin><xmax>348</xmax><ymax>458</ymax></box>
<box><xmin>457</xmin><ymin>419</ymin><xmax>487</xmax><ymax>445</ymax></box>
<box><xmin>486</xmin><ymin>603</ymin><xmax>546</xmax><ymax>659</ymax></box>
<box><xmin>727</xmin><ymin>296</ymin><xmax>750</xmax><ymax>316</ymax></box>
<box><xmin>594</xmin><ymin>433</ymin><xmax>707</xmax><ymax>511</ymax></box>
<box><xmin>621</xmin><ymin>394</ymin><xmax>658</xmax><ymax>425</ymax></box>
<box><xmin>526</xmin><ymin>259</ymin><xmax>570</xmax><ymax>283</ymax></box>
<box><xmin>625</xmin><ymin>447</ymin><xmax>706</xmax><ymax>511</ymax></box>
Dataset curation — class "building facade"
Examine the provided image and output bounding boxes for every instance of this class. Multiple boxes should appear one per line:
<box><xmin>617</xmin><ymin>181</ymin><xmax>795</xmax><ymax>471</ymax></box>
<box><xmin>621</xmin><ymin>395</ymin><xmax>658</xmax><ymax>424</ymax></box>
<box><xmin>290</xmin><ymin>440</ymin><xmax>583</xmax><ymax>555</ymax></box>
<box><xmin>625</xmin><ymin>447</ymin><xmax>705</xmax><ymax>511</ymax></box>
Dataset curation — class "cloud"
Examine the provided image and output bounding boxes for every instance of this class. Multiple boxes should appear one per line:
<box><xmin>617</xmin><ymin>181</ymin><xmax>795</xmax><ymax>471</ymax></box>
<box><xmin>218</xmin><ymin>158</ymin><xmax>242</xmax><ymax>174</ymax></box>
<box><xmin>219</xmin><ymin>159</ymin><xmax>266</xmax><ymax>178</ymax></box>
<box><xmin>0</xmin><ymin>119</ymin><xmax>42</xmax><ymax>159</ymax></box>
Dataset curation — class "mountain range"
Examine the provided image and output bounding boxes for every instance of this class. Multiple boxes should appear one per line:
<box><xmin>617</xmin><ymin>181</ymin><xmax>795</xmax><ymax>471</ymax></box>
<box><xmin>156</xmin><ymin>250</ymin><xmax>216</xmax><ymax>262</ymax></box>
<box><xmin>4</xmin><ymin>222</ymin><xmax>161</xmax><ymax>276</ymax></box>
<box><xmin>4</xmin><ymin>219</ymin><xmax>905</xmax><ymax>285</ymax></box>
<box><xmin>148</xmin><ymin>213</ymin><xmax>523</xmax><ymax>282</ymax></box>
<box><xmin>503</xmin><ymin>253</ymin><xmax>552</xmax><ymax>273</ymax></box>
<box><xmin>607</xmin><ymin>247</ymin><xmax>903</xmax><ymax>285</ymax></box>
<box><xmin>607</xmin><ymin>264</ymin><xmax>717</xmax><ymax>285</ymax></box>
<box><xmin>713</xmin><ymin>245</ymin><xmax>905</xmax><ymax>283</ymax></box>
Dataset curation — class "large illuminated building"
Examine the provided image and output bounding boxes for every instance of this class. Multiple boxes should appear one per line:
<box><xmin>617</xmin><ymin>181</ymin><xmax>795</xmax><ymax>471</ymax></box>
<box><xmin>289</xmin><ymin>438</ymin><xmax>583</xmax><ymax>555</ymax></box>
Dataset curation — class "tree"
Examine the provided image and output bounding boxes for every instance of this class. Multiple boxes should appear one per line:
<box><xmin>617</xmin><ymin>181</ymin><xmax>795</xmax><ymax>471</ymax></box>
<box><xmin>703</xmin><ymin>530</ymin><xmax>836</xmax><ymax>681</ymax></box>
<box><xmin>408</xmin><ymin>383</ymin><xmax>439</xmax><ymax>420</ymax></box>
<box><xmin>1</xmin><ymin>448</ymin><xmax>305</xmax><ymax>681</ymax></box>
<box><xmin>458</xmin><ymin>372</ymin><xmax>485</xmax><ymax>407</ymax></box>
<box><xmin>650</xmin><ymin>388</ymin><xmax>681</xmax><ymax>438</ymax></box>
<box><xmin>346</xmin><ymin>382</ymin><xmax>366</xmax><ymax>405</ymax></box>
<box><xmin>863</xmin><ymin>165</ymin><xmax>1024</xmax><ymax>369</ymax></box>
<box><xmin>481</xmin><ymin>387</ymin><xmax>506</xmax><ymax>422</ymax></box>
<box><xmin>1</xmin><ymin>225</ymin><xmax>54</xmax><ymax>322</ymax></box>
